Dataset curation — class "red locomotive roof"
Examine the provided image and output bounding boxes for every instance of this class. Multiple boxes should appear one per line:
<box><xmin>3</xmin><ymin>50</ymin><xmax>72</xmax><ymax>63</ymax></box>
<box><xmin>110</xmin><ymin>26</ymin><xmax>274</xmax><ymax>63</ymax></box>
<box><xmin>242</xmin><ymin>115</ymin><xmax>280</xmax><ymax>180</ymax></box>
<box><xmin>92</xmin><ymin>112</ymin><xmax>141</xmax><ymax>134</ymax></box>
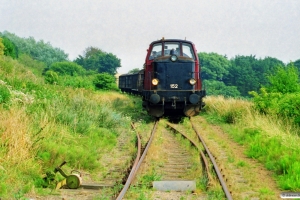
<box><xmin>149</xmin><ymin>38</ymin><xmax>195</xmax><ymax>45</ymax></box>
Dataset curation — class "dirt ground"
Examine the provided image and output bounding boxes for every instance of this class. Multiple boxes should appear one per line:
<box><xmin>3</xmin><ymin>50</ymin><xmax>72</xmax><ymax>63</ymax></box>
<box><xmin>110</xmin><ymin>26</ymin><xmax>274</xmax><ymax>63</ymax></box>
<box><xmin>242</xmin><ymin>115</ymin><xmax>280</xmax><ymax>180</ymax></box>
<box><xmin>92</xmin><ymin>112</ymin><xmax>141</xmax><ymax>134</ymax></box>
<box><xmin>191</xmin><ymin>116</ymin><xmax>283</xmax><ymax>200</ymax></box>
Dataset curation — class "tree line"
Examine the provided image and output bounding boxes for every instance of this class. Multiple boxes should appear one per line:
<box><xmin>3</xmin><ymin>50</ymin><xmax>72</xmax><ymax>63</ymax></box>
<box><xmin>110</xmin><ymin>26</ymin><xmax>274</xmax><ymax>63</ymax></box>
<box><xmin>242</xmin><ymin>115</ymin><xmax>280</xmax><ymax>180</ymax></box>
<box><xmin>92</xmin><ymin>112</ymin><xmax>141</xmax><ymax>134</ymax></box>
<box><xmin>2</xmin><ymin>31</ymin><xmax>300</xmax><ymax>126</ymax></box>
<box><xmin>1</xmin><ymin>30</ymin><xmax>300</xmax><ymax>98</ymax></box>
<box><xmin>0</xmin><ymin>31</ymin><xmax>121</xmax><ymax>90</ymax></box>
<box><xmin>199</xmin><ymin>52</ymin><xmax>300</xmax><ymax>97</ymax></box>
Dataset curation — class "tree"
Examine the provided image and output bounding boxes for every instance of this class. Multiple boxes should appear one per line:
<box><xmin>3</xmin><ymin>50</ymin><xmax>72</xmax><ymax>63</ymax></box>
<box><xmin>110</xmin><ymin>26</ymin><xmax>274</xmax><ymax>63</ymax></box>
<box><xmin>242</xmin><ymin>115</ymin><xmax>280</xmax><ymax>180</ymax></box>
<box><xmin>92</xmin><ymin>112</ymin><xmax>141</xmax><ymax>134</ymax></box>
<box><xmin>267</xmin><ymin>64</ymin><xmax>299</xmax><ymax>94</ymax></box>
<box><xmin>1</xmin><ymin>31</ymin><xmax>68</xmax><ymax>66</ymax></box>
<box><xmin>222</xmin><ymin>55</ymin><xmax>284</xmax><ymax>97</ymax></box>
<box><xmin>254</xmin><ymin>57</ymin><xmax>284</xmax><ymax>86</ymax></box>
<box><xmin>128</xmin><ymin>68</ymin><xmax>141</xmax><ymax>74</ymax></box>
<box><xmin>198</xmin><ymin>52</ymin><xmax>231</xmax><ymax>80</ymax></box>
<box><xmin>1</xmin><ymin>36</ymin><xmax>18</xmax><ymax>58</ymax></box>
<box><xmin>0</xmin><ymin>38</ymin><xmax>4</xmax><ymax>56</ymax></box>
<box><xmin>74</xmin><ymin>47</ymin><xmax>121</xmax><ymax>75</ymax></box>
<box><xmin>293</xmin><ymin>59</ymin><xmax>300</xmax><ymax>75</ymax></box>
<box><xmin>203</xmin><ymin>80</ymin><xmax>240</xmax><ymax>97</ymax></box>
<box><xmin>223</xmin><ymin>55</ymin><xmax>258</xmax><ymax>96</ymax></box>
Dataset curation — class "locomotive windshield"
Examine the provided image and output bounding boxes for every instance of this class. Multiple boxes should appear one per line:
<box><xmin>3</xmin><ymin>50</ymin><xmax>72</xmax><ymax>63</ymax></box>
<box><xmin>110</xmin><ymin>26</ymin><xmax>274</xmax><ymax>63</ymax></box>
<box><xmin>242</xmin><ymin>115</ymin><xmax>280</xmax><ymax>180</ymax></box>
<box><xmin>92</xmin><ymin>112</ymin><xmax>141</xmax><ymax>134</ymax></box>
<box><xmin>164</xmin><ymin>42</ymin><xmax>180</xmax><ymax>56</ymax></box>
<box><xmin>182</xmin><ymin>43</ymin><xmax>195</xmax><ymax>60</ymax></box>
<box><xmin>149</xmin><ymin>42</ymin><xmax>195</xmax><ymax>60</ymax></box>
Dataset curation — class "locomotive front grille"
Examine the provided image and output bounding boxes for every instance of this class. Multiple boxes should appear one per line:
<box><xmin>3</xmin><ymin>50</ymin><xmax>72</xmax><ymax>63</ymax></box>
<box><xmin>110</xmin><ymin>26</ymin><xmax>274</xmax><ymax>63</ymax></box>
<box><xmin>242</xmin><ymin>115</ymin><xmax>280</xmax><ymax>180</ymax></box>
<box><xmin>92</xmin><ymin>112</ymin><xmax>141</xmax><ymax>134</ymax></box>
<box><xmin>154</xmin><ymin>61</ymin><xmax>195</xmax><ymax>91</ymax></box>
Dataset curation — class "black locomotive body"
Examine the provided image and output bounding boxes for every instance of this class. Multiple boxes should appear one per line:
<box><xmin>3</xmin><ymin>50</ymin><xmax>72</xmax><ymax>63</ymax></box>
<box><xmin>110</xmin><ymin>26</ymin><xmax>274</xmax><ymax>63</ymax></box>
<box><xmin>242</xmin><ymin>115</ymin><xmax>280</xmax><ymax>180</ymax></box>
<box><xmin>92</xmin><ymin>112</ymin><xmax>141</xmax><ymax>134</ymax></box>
<box><xmin>119</xmin><ymin>38</ymin><xmax>206</xmax><ymax>117</ymax></box>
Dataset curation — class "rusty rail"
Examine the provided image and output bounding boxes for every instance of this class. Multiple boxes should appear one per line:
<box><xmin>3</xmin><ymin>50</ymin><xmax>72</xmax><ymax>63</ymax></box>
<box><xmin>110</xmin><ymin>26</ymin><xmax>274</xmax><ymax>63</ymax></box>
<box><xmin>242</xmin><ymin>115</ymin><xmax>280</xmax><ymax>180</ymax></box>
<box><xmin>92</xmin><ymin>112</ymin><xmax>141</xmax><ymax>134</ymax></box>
<box><xmin>166</xmin><ymin>120</ymin><xmax>232</xmax><ymax>200</ymax></box>
<box><xmin>116</xmin><ymin>120</ymin><xmax>158</xmax><ymax>200</ymax></box>
<box><xmin>190</xmin><ymin>118</ymin><xmax>233</xmax><ymax>200</ymax></box>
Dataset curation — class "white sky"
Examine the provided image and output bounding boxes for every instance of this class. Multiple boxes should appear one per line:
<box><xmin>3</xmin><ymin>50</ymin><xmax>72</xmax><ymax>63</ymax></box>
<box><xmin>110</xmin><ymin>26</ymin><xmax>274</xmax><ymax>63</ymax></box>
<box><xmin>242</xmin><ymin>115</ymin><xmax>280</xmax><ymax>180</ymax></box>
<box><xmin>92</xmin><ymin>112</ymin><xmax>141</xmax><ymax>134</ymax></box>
<box><xmin>1</xmin><ymin>0</ymin><xmax>300</xmax><ymax>73</ymax></box>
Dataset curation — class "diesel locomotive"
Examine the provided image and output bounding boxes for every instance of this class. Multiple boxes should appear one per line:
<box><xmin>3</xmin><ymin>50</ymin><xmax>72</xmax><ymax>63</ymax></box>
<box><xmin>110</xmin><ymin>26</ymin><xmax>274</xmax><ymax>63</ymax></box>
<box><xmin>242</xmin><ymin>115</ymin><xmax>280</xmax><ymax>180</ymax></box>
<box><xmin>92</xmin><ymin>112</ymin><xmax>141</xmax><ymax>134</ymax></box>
<box><xmin>119</xmin><ymin>38</ymin><xmax>206</xmax><ymax>117</ymax></box>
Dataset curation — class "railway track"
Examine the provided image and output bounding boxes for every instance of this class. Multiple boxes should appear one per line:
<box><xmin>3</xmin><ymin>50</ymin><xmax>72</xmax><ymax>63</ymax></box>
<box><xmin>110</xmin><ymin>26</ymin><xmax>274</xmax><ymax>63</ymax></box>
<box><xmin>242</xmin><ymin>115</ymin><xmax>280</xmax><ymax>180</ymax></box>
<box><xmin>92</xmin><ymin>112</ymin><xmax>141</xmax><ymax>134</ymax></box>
<box><xmin>115</xmin><ymin>118</ymin><xmax>233</xmax><ymax>199</ymax></box>
<box><xmin>190</xmin><ymin>118</ymin><xmax>233</xmax><ymax>199</ymax></box>
<box><xmin>116</xmin><ymin>121</ymin><xmax>158</xmax><ymax>200</ymax></box>
<box><xmin>53</xmin><ymin>115</ymin><xmax>279</xmax><ymax>199</ymax></box>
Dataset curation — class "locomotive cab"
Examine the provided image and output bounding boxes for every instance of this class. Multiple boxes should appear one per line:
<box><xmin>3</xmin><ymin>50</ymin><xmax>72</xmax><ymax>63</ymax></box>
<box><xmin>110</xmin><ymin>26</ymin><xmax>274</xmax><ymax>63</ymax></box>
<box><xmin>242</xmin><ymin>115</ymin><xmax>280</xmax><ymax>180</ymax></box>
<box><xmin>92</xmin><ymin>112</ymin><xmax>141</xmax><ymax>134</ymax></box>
<box><xmin>142</xmin><ymin>39</ymin><xmax>206</xmax><ymax>117</ymax></box>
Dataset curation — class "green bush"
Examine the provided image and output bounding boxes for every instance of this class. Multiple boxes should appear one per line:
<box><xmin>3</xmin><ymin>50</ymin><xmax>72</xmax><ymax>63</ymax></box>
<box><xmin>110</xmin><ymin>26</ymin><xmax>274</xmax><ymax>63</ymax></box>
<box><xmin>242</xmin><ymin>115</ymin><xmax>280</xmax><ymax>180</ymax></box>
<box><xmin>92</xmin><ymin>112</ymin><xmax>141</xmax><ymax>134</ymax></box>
<box><xmin>58</xmin><ymin>75</ymin><xmax>94</xmax><ymax>89</ymax></box>
<box><xmin>267</xmin><ymin>65</ymin><xmax>300</xmax><ymax>94</ymax></box>
<box><xmin>0</xmin><ymin>38</ymin><xmax>5</xmax><ymax>55</ymax></box>
<box><xmin>0</xmin><ymin>57</ymin><xmax>14</xmax><ymax>74</ymax></box>
<box><xmin>93</xmin><ymin>73</ymin><xmax>118</xmax><ymax>90</ymax></box>
<box><xmin>251</xmin><ymin>65</ymin><xmax>300</xmax><ymax>126</ymax></box>
<box><xmin>0</xmin><ymin>85</ymin><xmax>11</xmax><ymax>103</ymax></box>
<box><xmin>18</xmin><ymin>54</ymin><xmax>46</xmax><ymax>75</ymax></box>
<box><xmin>48</xmin><ymin>61</ymin><xmax>86</xmax><ymax>76</ymax></box>
<box><xmin>1</xmin><ymin>36</ymin><xmax>18</xmax><ymax>59</ymax></box>
<box><xmin>203</xmin><ymin>80</ymin><xmax>241</xmax><ymax>97</ymax></box>
<box><xmin>250</xmin><ymin>88</ymin><xmax>282</xmax><ymax>115</ymax></box>
<box><xmin>44</xmin><ymin>70</ymin><xmax>59</xmax><ymax>84</ymax></box>
<box><xmin>278</xmin><ymin>93</ymin><xmax>300</xmax><ymax>124</ymax></box>
<box><xmin>251</xmin><ymin>89</ymin><xmax>300</xmax><ymax>126</ymax></box>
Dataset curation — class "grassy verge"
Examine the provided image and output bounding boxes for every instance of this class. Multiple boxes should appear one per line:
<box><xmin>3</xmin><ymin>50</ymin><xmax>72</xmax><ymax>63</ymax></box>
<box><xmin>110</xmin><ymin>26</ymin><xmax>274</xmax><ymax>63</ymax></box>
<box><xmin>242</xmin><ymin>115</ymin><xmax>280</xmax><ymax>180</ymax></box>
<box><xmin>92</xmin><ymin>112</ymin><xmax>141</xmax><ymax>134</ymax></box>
<box><xmin>0</xmin><ymin>55</ymin><xmax>149</xmax><ymax>198</ymax></box>
<box><xmin>203</xmin><ymin>95</ymin><xmax>300</xmax><ymax>191</ymax></box>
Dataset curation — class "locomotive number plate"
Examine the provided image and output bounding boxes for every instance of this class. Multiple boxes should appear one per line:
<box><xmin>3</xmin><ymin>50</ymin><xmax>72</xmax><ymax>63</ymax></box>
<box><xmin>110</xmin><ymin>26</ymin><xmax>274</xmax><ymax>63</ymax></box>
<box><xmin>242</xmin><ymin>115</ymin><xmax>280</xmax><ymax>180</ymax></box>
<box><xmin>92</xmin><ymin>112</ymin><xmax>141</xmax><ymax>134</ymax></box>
<box><xmin>170</xmin><ymin>84</ymin><xmax>178</xmax><ymax>88</ymax></box>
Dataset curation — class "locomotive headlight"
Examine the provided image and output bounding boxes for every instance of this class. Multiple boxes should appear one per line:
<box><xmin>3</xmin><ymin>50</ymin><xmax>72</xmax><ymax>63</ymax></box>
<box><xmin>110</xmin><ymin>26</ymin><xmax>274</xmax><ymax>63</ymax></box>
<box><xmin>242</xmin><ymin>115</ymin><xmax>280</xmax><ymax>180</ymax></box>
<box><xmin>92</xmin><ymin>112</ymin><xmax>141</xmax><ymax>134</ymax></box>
<box><xmin>189</xmin><ymin>78</ymin><xmax>196</xmax><ymax>85</ymax></box>
<box><xmin>170</xmin><ymin>55</ymin><xmax>178</xmax><ymax>62</ymax></box>
<box><xmin>152</xmin><ymin>78</ymin><xmax>159</xmax><ymax>85</ymax></box>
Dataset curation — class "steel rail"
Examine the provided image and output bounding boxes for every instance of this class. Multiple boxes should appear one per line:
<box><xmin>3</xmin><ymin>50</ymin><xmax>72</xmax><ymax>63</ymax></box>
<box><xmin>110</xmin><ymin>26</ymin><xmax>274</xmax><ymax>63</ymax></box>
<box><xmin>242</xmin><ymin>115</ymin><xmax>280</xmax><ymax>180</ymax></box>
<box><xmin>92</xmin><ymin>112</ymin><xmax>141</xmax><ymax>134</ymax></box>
<box><xmin>116</xmin><ymin>120</ymin><xmax>158</xmax><ymax>200</ymax></box>
<box><xmin>190</xmin><ymin>119</ymin><xmax>233</xmax><ymax>200</ymax></box>
<box><xmin>116</xmin><ymin>122</ymin><xmax>141</xmax><ymax>200</ymax></box>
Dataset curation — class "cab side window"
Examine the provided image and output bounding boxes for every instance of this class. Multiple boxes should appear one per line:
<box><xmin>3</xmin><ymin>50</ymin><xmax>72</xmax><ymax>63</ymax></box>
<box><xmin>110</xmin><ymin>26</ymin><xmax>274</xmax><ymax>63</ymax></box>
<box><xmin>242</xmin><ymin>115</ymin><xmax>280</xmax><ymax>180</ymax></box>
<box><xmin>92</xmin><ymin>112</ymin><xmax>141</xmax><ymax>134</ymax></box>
<box><xmin>149</xmin><ymin>44</ymin><xmax>162</xmax><ymax>60</ymax></box>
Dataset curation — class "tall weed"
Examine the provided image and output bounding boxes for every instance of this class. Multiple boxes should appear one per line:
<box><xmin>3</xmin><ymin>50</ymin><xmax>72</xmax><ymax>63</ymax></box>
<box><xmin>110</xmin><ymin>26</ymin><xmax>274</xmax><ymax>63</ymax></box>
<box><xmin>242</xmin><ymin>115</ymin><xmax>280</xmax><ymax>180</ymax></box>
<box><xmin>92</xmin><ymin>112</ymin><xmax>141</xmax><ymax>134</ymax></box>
<box><xmin>204</xmin><ymin>95</ymin><xmax>300</xmax><ymax>191</ymax></box>
<box><xmin>0</xmin><ymin>55</ymin><xmax>138</xmax><ymax>198</ymax></box>
<box><xmin>204</xmin><ymin>95</ymin><xmax>252</xmax><ymax>123</ymax></box>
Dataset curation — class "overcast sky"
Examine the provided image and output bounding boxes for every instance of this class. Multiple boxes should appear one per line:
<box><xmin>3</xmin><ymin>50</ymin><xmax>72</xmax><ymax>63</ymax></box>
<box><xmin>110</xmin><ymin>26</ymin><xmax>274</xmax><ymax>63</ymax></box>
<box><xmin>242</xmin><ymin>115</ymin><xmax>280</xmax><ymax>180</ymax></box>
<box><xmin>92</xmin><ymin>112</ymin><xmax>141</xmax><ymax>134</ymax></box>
<box><xmin>1</xmin><ymin>0</ymin><xmax>300</xmax><ymax>73</ymax></box>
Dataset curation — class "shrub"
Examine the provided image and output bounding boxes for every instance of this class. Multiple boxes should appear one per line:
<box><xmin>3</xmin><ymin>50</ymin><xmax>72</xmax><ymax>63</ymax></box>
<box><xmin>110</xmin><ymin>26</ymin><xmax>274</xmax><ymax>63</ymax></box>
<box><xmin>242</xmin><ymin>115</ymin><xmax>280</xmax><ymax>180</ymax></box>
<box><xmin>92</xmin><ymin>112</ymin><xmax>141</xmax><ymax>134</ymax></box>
<box><xmin>250</xmin><ymin>65</ymin><xmax>300</xmax><ymax>126</ymax></box>
<box><xmin>44</xmin><ymin>70</ymin><xmax>59</xmax><ymax>84</ymax></box>
<box><xmin>48</xmin><ymin>61</ymin><xmax>86</xmax><ymax>76</ymax></box>
<box><xmin>0</xmin><ymin>38</ymin><xmax>4</xmax><ymax>56</ymax></box>
<box><xmin>58</xmin><ymin>75</ymin><xmax>94</xmax><ymax>89</ymax></box>
<box><xmin>0</xmin><ymin>56</ymin><xmax>14</xmax><ymax>74</ymax></box>
<box><xmin>249</xmin><ymin>88</ymin><xmax>282</xmax><ymax>115</ymax></box>
<box><xmin>203</xmin><ymin>80</ymin><xmax>241</xmax><ymax>97</ymax></box>
<box><xmin>267</xmin><ymin>65</ymin><xmax>300</xmax><ymax>94</ymax></box>
<box><xmin>18</xmin><ymin>54</ymin><xmax>46</xmax><ymax>75</ymax></box>
<box><xmin>0</xmin><ymin>85</ymin><xmax>11</xmax><ymax>103</ymax></box>
<box><xmin>278</xmin><ymin>93</ymin><xmax>300</xmax><ymax>124</ymax></box>
<box><xmin>93</xmin><ymin>73</ymin><xmax>119</xmax><ymax>91</ymax></box>
<box><xmin>1</xmin><ymin>36</ymin><xmax>18</xmax><ymax>59</ymax></box>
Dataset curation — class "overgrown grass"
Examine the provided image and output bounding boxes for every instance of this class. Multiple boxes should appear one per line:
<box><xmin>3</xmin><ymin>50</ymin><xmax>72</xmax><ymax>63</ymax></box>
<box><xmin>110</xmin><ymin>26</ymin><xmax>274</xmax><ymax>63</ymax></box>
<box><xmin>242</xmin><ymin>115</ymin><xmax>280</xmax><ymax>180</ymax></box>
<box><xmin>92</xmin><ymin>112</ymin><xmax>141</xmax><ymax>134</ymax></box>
<box><xmin>203</xmin><ymin>95</ymin><xmax>300</xmax><ymax>191</ymax></box>
<box><xmin>0</xmin><ymin>55</ymin><xmax>141</xmax><ymax>198</ymax></box>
